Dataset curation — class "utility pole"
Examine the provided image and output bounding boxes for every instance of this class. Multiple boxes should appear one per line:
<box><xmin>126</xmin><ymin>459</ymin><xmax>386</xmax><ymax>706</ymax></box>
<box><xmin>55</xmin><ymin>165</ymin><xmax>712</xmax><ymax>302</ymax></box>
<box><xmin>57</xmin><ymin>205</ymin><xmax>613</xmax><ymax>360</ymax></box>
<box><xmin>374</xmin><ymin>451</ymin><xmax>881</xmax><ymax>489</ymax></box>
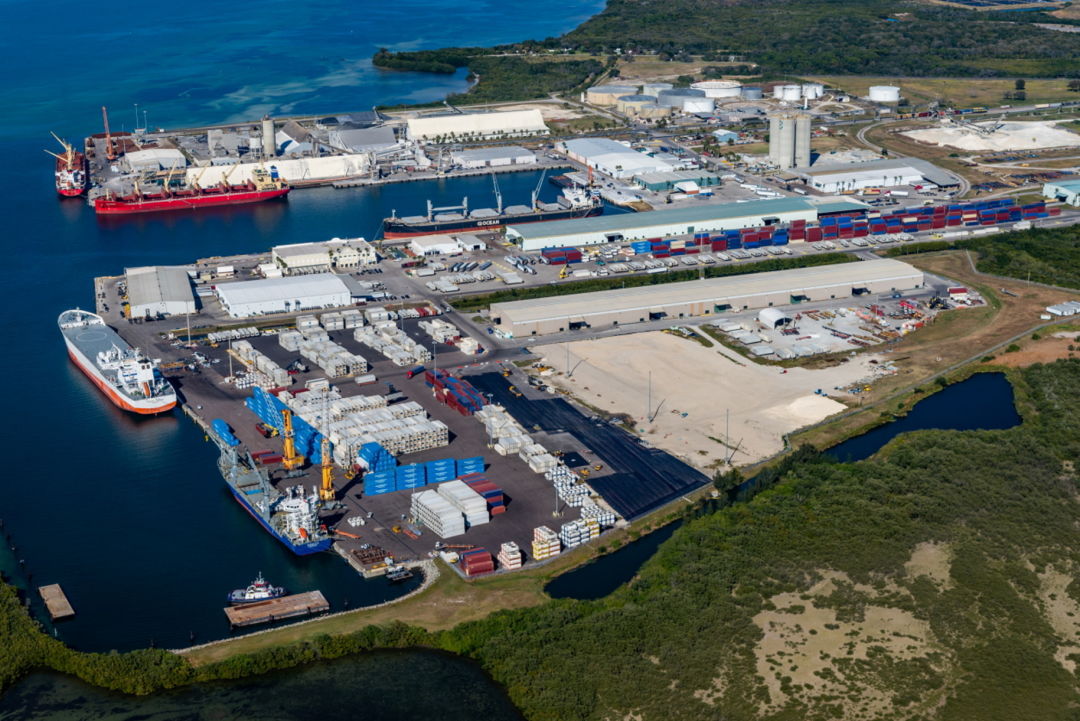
<box><xmin>186</xmin><ymin>312</ymin><xmax>191</xmax><ymax>343</ymax></box>
<box><xmin>647</xmin><ymin>370</ymin><xmax>652</xmax><ymax>424</ymax></box>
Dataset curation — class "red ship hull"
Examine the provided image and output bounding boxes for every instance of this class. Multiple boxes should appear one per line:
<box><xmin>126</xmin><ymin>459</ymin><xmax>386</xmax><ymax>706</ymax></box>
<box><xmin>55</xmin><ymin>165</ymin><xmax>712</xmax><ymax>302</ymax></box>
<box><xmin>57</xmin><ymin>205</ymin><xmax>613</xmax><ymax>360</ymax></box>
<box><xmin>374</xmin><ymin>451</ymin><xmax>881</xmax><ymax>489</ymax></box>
<box><xmin>95</xmin><ymin>187</ymin><xmax>290</xmax><ymax>215</ymax></box>
<box><xmin>57</xmin><ymin>187</ymin><xmax>85</xmax><ymax>198</ymax></box>
<box><xmin>55</xmin><ymin>152</ymin><xmax>88</xmax><ymax>198</ymax></box>
<box><xmin>67</xmin><ymin>350</ymin><xmax>177</xmax><ymax>415</ymax></box>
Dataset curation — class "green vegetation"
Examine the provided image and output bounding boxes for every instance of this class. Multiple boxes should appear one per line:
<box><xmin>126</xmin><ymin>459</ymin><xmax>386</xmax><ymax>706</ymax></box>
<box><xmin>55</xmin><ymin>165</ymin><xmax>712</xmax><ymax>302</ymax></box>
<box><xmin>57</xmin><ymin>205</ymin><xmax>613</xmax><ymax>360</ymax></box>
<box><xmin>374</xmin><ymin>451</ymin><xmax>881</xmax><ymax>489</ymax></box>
<box><xmin>963</xmin><ymin>225</ymin><xmax>1080</xmax><ymax>289</ymax></box>
<box><xmin>372</xmin><ymin>0</ymin><xmax>1080</xmax><ymax>107</ymax></box>
<box><xmin>451</xmin><ymin>253</ymin><xmax>858</xmax><ymax>312</ymax></box>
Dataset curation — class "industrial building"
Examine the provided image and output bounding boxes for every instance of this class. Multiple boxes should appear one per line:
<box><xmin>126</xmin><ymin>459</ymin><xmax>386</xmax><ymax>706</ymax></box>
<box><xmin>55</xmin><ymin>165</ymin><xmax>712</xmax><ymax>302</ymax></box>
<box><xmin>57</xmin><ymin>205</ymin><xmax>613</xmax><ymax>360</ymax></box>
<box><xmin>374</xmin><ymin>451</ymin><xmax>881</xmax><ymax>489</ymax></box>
<box><xmin>215</xmin><ymin>273</ymin><xmax>352</xmax><ymax>318</ymax></box>
<box><xmin>794</xmin><ymin>158</ymin><xmax>958</xmax><ymax>193</ymax></box>
<box><xmin>632</xmin><ymin>170</ymin><xmax>721</xmax><ymax>192</ymax></box>
<box><xmin>506</xmin><ymin>197</ymin><xmax>852</xmax><ymax>250</ymax></box>
<box><xmin>124</xmin><ymin>266</ymin><xmax>196</xmax><ymax>318</ymax></box>
<box><xmin>328</xmin><ymin>126</ymin><xmax>398</xmax><ymax>153</ymax></box>
<box><xmin>1044</xmin><ymin>179</ymin><xmax>1080</xmax><ymax>205</ymax></box>
<box><xmin>768</xmin><ymin>112</ymin><xmax>812</xmax><ymax>169</ymax></box>
<box><xmin>450</xmin><ymin>146</ymin><xmax>536</xmax><ymax>169</ymax></box>
<box><xmin>712</xmin><ymin>128</ymin><xmax>739</xmax><ymax>144</ymax></box>
<box><xmin>405</xmin><ymin>110</ymin><xmax>548</xmax><ymax>142</ymax></box>
<box><xmin>408</xmin><ymin>234</ymin><xmax>487</xmax><ymax>256</ymax></box>
<box><xmin>271</xmin><ymin>238</ymin><xmax>377</xmax><ymax>275</ymax></box>
<box><xmin>558</xmin><ymin>138</ymin><xmax>673</xmax><ymax>179</ymax></box>
<box><xmin>490</xmin><ymin>258</ymin><xmax>924</xmax><ymax>336</ymax></box>
<box><xmin>123</xmin><ymin>148</ymin><xmax>187</xmax><ymax>173</ymax></box>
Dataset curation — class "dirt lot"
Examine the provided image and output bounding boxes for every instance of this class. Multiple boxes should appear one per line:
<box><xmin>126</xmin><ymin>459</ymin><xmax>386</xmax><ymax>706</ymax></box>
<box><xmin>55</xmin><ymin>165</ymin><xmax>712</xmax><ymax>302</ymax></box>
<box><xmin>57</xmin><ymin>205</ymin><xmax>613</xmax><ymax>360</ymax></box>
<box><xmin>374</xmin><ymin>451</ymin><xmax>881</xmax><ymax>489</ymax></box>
<box><xmin>537</xmin><ymin>332</ymin><xmax>880</xmax><ymax>469</ymax></box>
<box><xmin>805</xmin><ymin>76</ymin><xmax>1079</xmax><ymax>108</ymax></box>
<box><xmin>795</xmin><ymin>250</ymin><xmax>1079</xmax><ymax>449</ymax></box>
<box><xmin>994</xmin><ymin>331</ymin><xmax>1080</xmax><ymax>367</ymax></box>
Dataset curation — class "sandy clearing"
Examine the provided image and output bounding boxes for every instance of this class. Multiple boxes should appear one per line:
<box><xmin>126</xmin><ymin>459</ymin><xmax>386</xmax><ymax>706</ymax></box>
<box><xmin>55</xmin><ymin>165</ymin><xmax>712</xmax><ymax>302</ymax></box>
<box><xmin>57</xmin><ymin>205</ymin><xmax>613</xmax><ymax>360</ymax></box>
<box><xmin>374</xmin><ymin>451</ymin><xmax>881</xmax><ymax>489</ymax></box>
<box><xmin>995</xmin><ymin>337</ymin><xmax>1079</xmax><ymax>368</ymax></box>
<box><xmin>540</xmin><ymin>332</ymin><xmax>877</xmax><ymax>469</ymax></box>
<box><xmin>753</xmin><ymin>588</ymin><xmax>944</xmax><ymax>718</ymax></box>
<box><xmin>904</xmin><ymin>541</ymin><xmax>953</xmax><ymax>589</ymax></box>
<box><xmin>902</xmin><ymin>120</ymin><xmax>1080</xmax><ymax>152</ymax></box>
<box><xmin>1036</xmin><ymin>568</ymin><xmax>1080</xmax><ymax>673</ymax></box>
<box><xmin>502</xmin><ymin>102</ymin><xmax>587</xmax><ymax>121</ymax></box>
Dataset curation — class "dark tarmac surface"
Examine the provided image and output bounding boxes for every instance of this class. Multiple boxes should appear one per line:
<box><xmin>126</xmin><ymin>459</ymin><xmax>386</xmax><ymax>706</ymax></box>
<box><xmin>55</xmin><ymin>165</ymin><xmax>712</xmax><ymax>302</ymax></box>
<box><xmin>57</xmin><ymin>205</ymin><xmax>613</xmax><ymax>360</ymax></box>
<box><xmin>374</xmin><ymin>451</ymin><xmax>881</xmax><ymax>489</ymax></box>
<box><xmin>467</xmin><ymin>373</ymin><xmax>711</xmax><ymax>519</ymax></box>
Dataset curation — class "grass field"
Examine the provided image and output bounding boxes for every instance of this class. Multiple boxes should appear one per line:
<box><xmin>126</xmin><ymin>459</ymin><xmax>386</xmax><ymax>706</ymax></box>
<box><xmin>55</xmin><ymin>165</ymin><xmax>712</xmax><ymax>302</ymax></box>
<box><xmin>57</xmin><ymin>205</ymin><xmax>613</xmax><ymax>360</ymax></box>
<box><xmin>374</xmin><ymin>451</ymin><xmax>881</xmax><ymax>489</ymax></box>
<box><xmin>806</xmin><ymin>75</ymin><xmax>1080</xmax><ymax>108</ymax></box>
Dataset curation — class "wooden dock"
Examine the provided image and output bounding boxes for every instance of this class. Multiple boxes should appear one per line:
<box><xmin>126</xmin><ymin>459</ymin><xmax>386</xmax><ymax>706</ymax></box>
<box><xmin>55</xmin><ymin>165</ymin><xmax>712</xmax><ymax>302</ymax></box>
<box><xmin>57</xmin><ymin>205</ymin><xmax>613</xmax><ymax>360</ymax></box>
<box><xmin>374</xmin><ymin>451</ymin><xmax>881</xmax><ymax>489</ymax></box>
<box><xmin>38</xmin><ymin>584</ymin><xmax>75</xmax><ymax>620</ymax></box>
<box><xmin>223</xmin><ymin>591</ymin><xmax>329</xmax><ymax>628</ymax></box>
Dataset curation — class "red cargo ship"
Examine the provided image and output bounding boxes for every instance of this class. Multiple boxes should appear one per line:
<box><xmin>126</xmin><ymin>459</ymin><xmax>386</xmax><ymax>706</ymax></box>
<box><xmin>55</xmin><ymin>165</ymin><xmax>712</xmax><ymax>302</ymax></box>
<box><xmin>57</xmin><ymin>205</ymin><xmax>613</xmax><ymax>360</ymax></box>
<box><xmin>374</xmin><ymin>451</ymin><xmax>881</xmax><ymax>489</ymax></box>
<box><xmin>95</xmin><ymin>167</ymin><xmax>289</xmax><ymax>215</ymax></box>
<box><xmin>47</xmin><ymin>134</ymin><xmax>87</xmax><ymax>197</ymax></box>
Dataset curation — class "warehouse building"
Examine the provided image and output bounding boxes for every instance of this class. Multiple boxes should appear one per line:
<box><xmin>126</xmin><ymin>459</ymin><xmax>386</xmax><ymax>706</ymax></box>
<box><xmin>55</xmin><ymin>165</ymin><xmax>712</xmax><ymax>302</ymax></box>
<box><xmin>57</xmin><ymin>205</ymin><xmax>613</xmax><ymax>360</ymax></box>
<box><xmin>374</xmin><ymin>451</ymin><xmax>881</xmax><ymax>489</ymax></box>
<box><xmin>450</xmin><ymin>146</ymin><xmax>536</xmax><ymax>169</ymax></box>
<box><xmin>124</xmin><ymin>266</ymin><xmax>196</xmax><ymax>318</ymax></box>
<box><xmin>406</xmin><ymin>110</ymin><xmax>549</xmax><ymax>142</ymax></box>
<box><xmin>1044</xmin><ymin>179</ymin><xmax>1080</xmax><ymax>205</ymax></box>
<box><xmin>123</xmin><ymin>148</ymin><xmax>187</xmax><ymax>173</ymax></box>
<box><xmin>794</xmin><ymin>158</ymin><xmax>958</xmax><ymax>194</ymax></box>
<box><xmin>633</xmin><ymin>170</ymin><xmax>721</xmax><ymax>192</ymax></box>
<box><xmin>558</xmin><ymin>138</ymin><xmax>673</xmax><ymax>179</ymax></box>
<box><xmin>328</xmin><ymin>126</ymin><xmax>398</xmax><ymax>153</ymax></box>
<box><xmin>490</xmin><ymin>258</ymin><xmax>923</xmax><ymax>336</ymax></box>
<box><xmin>272</xmin><ymin>238</ymin><xmax>377</xmax><ymax>275</ymax></box>
<box><xmin>215</xmin><ymin>274</ymin><xmax>352</xmax><ymax>318</ymax></box>
<box><xmin>506</xmin><ymin>197</ymin><xmax>831</xmax><ymax>250</ymax></box>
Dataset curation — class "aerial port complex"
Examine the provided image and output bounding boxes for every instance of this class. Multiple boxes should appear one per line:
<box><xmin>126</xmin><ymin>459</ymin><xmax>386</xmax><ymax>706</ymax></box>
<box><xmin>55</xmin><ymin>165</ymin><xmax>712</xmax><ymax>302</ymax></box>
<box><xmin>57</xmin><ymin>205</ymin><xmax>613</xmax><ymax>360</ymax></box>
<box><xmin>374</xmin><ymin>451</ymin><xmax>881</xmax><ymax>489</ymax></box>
<box><xmin>54</xmin><ymin>68</ymin><xmax>1080</xmax><ymax>635</ymax></box>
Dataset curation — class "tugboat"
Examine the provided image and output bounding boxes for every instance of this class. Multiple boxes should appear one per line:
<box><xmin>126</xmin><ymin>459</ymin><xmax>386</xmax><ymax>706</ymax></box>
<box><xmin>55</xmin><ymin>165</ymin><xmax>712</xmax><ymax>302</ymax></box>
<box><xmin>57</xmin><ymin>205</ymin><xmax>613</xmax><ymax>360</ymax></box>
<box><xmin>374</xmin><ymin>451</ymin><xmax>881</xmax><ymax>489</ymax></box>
<box><xmin>227</xmin><ymin>573</ymin><xmax>286</xmax><ymax>604</ymax></box>
<box><xmin>386</xmin><ymin>565</ymin><xmax>414</xmax><ymax>583</ymax></box>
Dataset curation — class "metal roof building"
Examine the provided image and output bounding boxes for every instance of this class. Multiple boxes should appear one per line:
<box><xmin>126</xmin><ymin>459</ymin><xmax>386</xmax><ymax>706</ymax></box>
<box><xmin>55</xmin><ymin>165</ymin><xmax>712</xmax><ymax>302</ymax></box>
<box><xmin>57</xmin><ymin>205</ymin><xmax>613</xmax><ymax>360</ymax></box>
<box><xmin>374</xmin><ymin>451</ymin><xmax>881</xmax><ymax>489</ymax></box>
<box><xmin>558</xmin><ymin>138</ymin><xmax>673</xmax><ymax>179</ymax></box>
<box><xmin>406</xmin><ymin>110</ymin><xmax>549</xmax><ymax>142</ymax></box>
<box><xmin>490</xmin><ymin>258</ymin><xmax>924</xmax><ymax>337</ymax></box>
<box><xmin>124</xmin><ymin>266</ymin><xmax>196</xmax><ymax>318</ymax></box>
<box><xmin>507</xmin><ymin>197</ymin><xmax>820</xmax><ymax>250</ymax></box>
<box><xmin>793</xmin><ymin>157</ymin><xmax>959</xmax><ymax>193</ymax></box>
<box><xmin>215</xmin><ymin>273</ymin><xmax>352</xmax><ymax>318</ymax></box>
<box><xmin>1044</xmin><ymin>180</ymin><xmax>1080</xmax><ymax>205</ymax></box>
<box><xmin>450</xmin><ymin>146</ymin><xmax>536</xmax><ymax>169</ymax></box>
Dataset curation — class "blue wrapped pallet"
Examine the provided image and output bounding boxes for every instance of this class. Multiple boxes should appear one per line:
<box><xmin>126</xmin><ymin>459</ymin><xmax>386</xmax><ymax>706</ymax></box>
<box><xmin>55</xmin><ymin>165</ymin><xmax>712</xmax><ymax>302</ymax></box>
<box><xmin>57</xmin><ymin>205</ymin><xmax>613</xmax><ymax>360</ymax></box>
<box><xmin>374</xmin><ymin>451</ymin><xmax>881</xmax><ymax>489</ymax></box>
<box><xmin>212</xmin><ymin>419</ymin><xmax>240</xmax><ymax>447</ymax></box>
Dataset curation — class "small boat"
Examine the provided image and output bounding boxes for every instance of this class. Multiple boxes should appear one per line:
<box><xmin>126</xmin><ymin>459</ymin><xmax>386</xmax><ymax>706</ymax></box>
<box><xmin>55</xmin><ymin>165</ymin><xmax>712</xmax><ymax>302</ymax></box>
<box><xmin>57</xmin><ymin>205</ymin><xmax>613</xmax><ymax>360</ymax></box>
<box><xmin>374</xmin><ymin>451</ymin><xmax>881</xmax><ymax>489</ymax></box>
<box><xmin>386</xmin><ymin>565</ymin><xmax>413</xmax><ymax>583</ymax></box>
<box><xmin>227</xmin><ymin>573</ymin><xmax>286</xmax><ymax>604</ymax></box>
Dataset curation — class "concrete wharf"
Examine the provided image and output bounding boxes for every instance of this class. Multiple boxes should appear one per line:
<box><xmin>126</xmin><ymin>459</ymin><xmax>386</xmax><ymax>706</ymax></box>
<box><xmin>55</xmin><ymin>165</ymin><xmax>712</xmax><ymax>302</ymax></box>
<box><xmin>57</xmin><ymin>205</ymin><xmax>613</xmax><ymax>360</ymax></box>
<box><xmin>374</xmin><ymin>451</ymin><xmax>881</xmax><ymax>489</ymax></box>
<box><xmin>38</xmin><ymin>584</ymin><xmax>75</xmax><ymax>620</ymax></box>
<box><xmin>224</xmin><ymin>591</ymin><xmax>330</xmax><ymax>627</ymax></box>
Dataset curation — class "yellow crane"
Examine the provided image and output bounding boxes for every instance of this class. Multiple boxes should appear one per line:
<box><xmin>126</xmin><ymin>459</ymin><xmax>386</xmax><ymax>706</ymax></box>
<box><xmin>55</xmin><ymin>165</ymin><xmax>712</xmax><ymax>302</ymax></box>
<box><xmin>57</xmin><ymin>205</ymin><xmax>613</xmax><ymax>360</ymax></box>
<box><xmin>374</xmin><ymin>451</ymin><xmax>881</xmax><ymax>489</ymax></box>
<box><xmin>319</xmin><ymin>436</ymin><xmax>335</xmax><ymax>502</ymax></box>
<box><xmin>281</xmin><ymin>409</ymin><xmax>305</xmax><ymax>470</ymax></box>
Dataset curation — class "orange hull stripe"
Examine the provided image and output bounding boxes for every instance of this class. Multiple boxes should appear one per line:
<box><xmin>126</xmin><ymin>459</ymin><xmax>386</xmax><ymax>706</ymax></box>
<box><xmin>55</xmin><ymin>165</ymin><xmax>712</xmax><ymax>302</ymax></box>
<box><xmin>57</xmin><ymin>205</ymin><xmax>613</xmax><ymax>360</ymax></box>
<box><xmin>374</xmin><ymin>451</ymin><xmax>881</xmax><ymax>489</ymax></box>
<box><xmin>68</xmin><ymin>350</ymin><xmax>176</xmax><ymax>415</ymax></box>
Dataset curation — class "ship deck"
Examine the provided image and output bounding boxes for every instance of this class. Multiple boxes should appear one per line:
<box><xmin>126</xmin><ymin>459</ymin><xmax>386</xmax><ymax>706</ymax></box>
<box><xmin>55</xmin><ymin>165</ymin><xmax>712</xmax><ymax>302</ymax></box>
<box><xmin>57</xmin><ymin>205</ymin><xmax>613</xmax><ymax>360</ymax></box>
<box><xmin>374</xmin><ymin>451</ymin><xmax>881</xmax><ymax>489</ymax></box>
<box><xmin>223</xmin><ymin>591</ymin><xmax>329</xmax><ymax>627</ymax></box>
<box><xmin>61</xmin><ymin>318</ymin><xmax>129</xmax><ymax>363</ymax></box>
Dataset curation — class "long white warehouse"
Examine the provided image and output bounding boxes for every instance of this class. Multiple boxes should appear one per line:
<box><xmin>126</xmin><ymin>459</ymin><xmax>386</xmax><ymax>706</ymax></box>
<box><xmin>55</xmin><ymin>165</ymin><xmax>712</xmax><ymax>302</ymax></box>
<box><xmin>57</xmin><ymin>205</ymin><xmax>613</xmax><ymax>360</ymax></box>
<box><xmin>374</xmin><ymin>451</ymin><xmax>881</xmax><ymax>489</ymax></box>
<box><xmin>406</xmin><ymin>110</ymin><xmax>549</xmax><ymax>142</ymax></box>
<box><xmin>490</xmin><ymin>258</ymin><xmax>924</xmax><ymax>337</ymax></box>
<box><xmin>558</xmin><ymin>138</ymin><xmax>673</xmax><ymax>179</ymax></box>
<box><xmin>215</xmin><ymin>273</ymin><xmax>352</xmax><ymax>318</ymax></box>
<box><xmin>506</xmin><ymin>197</ymin><xmax>867</xmax><ymax>251</ymax></box>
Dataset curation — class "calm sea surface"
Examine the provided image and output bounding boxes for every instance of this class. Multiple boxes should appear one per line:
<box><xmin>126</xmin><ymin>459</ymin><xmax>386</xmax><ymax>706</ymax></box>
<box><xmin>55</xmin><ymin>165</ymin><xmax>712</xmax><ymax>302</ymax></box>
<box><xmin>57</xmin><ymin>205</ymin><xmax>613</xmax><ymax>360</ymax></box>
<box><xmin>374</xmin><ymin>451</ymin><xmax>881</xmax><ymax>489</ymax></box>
<box><xmin>0</xmin><ymin>0</ymin><xmax>601</xmax><ymax>710</ymax></box>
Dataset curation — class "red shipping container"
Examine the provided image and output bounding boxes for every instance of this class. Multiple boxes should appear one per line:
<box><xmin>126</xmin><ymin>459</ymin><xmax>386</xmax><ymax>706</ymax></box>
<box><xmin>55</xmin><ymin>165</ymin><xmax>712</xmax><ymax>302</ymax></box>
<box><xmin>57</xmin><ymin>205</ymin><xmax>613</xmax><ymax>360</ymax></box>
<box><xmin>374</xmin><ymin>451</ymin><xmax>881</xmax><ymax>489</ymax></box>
<box><xmin>854</xmin><ymin>228</ymin><xmax>869</xmax><ymax>237</ymax></box>
<box><xmin>711</xmin><ymin>240</ymin><xmax>728</xmax><ymax>251</ymax></box>
<box><xmin>260</xmin><ymin>455</ymin><xmax>283</xmax><ymax>465</ymax></box>
<box><xmin>932</xmin><ymin>219</ymin><xmax>946</xmax><ymax>228</ymax></box>
<box><xmin>1050</xmin><ymin>207</ymin><xmax>1062</xmax><ymax>216</ymax></box>
<box><xmin>490</xmin><ymin>505</ymin><xmax>507</xmax><ymax>515</ymax></box>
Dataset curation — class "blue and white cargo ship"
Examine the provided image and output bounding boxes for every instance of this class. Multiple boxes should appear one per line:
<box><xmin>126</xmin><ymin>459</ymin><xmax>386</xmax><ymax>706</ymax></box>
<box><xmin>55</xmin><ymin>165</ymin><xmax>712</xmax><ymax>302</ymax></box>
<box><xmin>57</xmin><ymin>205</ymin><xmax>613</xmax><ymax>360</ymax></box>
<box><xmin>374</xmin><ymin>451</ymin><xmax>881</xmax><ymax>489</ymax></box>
<box><xmin>215</xmin><ymin>440</ymin><xmax>332</xmax><ymax>556</ymax></box>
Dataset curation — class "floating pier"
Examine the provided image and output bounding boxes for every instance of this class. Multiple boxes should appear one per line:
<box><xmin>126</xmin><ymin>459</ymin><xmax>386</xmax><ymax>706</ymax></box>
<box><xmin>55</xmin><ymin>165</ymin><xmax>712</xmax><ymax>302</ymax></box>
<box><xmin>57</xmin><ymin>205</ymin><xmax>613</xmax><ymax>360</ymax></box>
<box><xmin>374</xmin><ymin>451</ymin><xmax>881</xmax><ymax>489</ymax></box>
<box><xmin>38</xmin><ymin>584</ymin><xmax>75</xmax><ymax>620</ymax></box>
<box><xmin>223</xmin><ymin>591</ymin><xmax>329</xmax><ymax>628</ymax></box>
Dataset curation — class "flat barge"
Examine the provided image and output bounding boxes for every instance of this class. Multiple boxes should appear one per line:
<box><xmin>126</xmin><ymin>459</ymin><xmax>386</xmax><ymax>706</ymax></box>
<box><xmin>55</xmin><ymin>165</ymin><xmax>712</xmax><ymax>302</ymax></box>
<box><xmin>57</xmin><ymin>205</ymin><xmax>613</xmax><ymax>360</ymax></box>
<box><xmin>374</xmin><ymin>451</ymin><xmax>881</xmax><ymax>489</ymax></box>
<box><xmin>223</xmin><ymin>590</ymin><xmax>329</xmax><ymax>627</ymax></box>
<box><xmin>39</xmin><ymin>584</ymin><xmax>75</xmax><ymax>620</ymax></box>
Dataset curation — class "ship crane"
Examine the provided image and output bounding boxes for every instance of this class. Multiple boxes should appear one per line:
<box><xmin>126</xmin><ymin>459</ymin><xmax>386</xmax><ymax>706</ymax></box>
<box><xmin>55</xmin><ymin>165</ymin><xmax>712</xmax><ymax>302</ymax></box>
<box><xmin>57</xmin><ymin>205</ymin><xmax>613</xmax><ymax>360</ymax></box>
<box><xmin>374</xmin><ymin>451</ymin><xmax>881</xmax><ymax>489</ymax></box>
<box><xmin>281</xmin><ymin>408</ymin><xmax>305</xmax><ymax>470</ymax></box>
<box><xmin>44</xmin><ymin>132</ymin><xmax>76</xmax><ymax>166</ymax></box>
<box><xmin>530</xmin><ymin>167</ymin><xmax>548</xmax><ymax>209</ymax></box>
<box><xmin>319</xmin><ymin>436</ymin><xmax>336</xmax><ymax>502</ymax></box>
<box><xmin>101</xmin><ymin>106</ymin><xmax>117</xmax><ymax>161</ymax></box>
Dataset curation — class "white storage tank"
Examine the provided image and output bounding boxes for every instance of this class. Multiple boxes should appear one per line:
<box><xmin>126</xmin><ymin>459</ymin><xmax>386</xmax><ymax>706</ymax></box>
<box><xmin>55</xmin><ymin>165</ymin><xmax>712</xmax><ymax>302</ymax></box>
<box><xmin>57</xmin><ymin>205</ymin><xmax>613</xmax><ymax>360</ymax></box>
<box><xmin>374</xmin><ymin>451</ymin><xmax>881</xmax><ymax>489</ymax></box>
<box><xmin>869</xmin><ymin>85</ymin><xmax>901</xmax><ymax>103</ymax></box>
<box><xmin>641</xmin><ymin>82</ymin><xmax>674</xmax><ymax>97</ymax></box>
<box><xmin>586</xmin><ymin>84</ymin><xmax>640</xmax><ymax>106</ymax></box>
<box><xmin>690</xmin><ymin>80</ymin><xmax>742</xmax><ymax>99</ymax></box>
<box><xmin>657</xmin><ymin>88</ymin><xmax>706</xmax><ymax>108</ymax></box>
<box><xmin>682</xmin><ymin>97</ymin><xmax>715</xmax><ymax>114</ymax></box>
<box><xmin>801</xmin><ymin>83</ymin><xmax>824</xmax><ymax>99</ymax></box>
<box><xmin>779</xmin><ymin>84</ymin><xmax>802</xmax><ymax>101</ymax></box>
<box><xmin>617</xmin><ymin>94</ymin><xmax>659</xmax><ymax>115</ymax></box>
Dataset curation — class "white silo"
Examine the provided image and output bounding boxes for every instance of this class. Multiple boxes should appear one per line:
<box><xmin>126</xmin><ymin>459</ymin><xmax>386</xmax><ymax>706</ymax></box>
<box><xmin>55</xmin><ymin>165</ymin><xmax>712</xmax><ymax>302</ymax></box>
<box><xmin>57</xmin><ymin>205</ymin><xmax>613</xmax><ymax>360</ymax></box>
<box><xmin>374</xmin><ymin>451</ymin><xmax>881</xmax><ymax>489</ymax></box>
<box><xmin>682</xmin><ymin>97</ymin><xmax>716</xmax><ymax>114</ymax></box>
<box><xmin>261</xmin><ymin>115</ymin><xmax>276</xmax><ymax>158</ymax></box>
<box><xmin>801</xmin><ymin>83</ymin><xmax>824</xmax><ymax>100</ymax></box>
<box><xmin>868</xmin><ymin>85</ymin><xmax>901</xmax><ymax>103</ymax></box>
<box><xmin>657</xmin><ymin>88</ymin><xmax>706</xmax><ymax>108</ymax></box>
<box><xmin>780</xmin><ymin>84</ymin><xmax>802</xmax><ymax>101</ymax></box>
<box><xmin>794</xmin><ymin>113</ymin><xmax>812</xmax><ymax>167</ymax></box>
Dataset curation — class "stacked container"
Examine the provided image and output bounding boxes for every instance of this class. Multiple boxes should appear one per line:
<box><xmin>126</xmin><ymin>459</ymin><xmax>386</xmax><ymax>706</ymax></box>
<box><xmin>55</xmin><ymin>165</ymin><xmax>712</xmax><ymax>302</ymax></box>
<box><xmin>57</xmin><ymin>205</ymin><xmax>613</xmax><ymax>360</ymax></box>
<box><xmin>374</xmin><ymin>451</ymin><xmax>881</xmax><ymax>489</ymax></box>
<box><xmin>460</xmin><ymin>472</ymin><xmax>506</xmax><ymax>515</ymax></box>
<box><xmin>320</xmin><ymin>311</ymin><xmax>345</xmax><ymax>331</ymax></box>
<box><xmin>419</xmin><ymin>318</ymin><xmax>461</xmax><ymax>344</ymax></box>
<box><xmin>436</xmin><ymin>480</ymin><xmax>489</xmax><ymax>527</ymax></box>
<box><xmin>425</xmin><ymin>369</ymin><xmax>486</xmax><ymax>416</ymax></box>
<box><xmin>426</xmin><ymin>458</ymin><xmax>457</xmax><ymax>484</ymax></box>
<box><xmin>456</xmin><ymin>456</ymin><xmax>485</xmax><ymax>476</ymax></box>
<box><xmin>559</xmin><ymin>519</ymin><xmax>600</xmax><ymax>548</ymax></box>
<box><xmin>580</xmin><ymin>502</ymin><xmax>618</xmax><ymax>528</ymax></box>
<box><xmin>540</xmin><ymin>247</ymin><xmax>583</xmax><ymax>265</ymax></box>
<box><xmin>296</xmin><ymin>315</ymin><xmax>320</xmax><ymax>332</ymax></box>
<box><xmin>340</xmin><ymin>309</ymin><xmax>365</xmax><ymax>329</ymax></box>
<box><xmin>394</xmin><ymin>464</ymin><xmax>427</xmax><ymax>492</ymax></box>
<box><xmin>411</xmin><ymin>490</ymin><xmax>466</xmax><ymax>538</ymax></box>
<box><xmin>497</xmin><ymin>542</ymin><xmax>523</xmax><ymax>570</ymax></box>
<box><xmin>354</xmin><ymin>325</ymin><xmax>432</xmax><ymax>366</ymax></box>
<box><xmin>459</xmin><ymin>548</ymin><xmax>495</xmax><ymax>577</ymax></box>
<box><xmin>532</xmin><ymin>526</ymin><xmax>561</xmax><ymax>560</ymax></box>
<box><xmin>364</xmin><ymin>469</ymin><xmax>395</xmax><ymax>496</ymax></box>
<box><xmin>358</xmin><ymin>442</ymin><xmax>395</xmax><ymax>472</ymax></box>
